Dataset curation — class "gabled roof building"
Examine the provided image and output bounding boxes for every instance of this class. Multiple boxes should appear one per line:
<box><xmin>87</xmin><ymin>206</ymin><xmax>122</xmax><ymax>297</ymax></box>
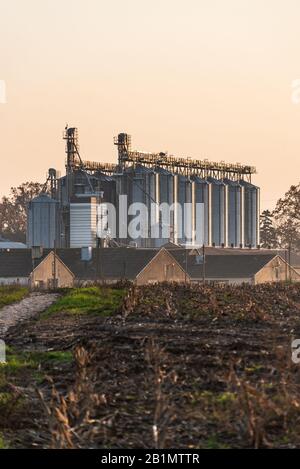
<box><xmin>0</xmin><ymin>247</ymin><xmax>299</xmax><ymax>288</ymax></box>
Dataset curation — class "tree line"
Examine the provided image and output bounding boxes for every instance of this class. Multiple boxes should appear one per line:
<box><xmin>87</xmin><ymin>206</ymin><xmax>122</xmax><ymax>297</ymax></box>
<box><xmin>0</xmin><ymin>180</ymin><xmax>299</xmax><ymax>250</ymax></box>
<box><xmin>0</xmin><ymin>182</ymin><xmax>44</xmax><ymax>242</ymax></box>
<box><xmin>261</xmin><ymin>183</ymin><xmax>300</xmax><ymax>250</ymax></box>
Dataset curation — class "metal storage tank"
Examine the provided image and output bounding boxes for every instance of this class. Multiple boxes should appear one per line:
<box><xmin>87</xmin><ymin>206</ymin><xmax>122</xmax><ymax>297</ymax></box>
<box><xmin>155</xmin><ymin>168</ymin><xmax>175</xmax><ymax>247</ymax></box>
<box><xmin>115</xmin><ymin>165</ymin><xmax>157</xmax><ymax>247</ymax></box>
<box><xmin>240</xmin><ymin>181</ymin><xmax>260</xmax><ymax>247</ymax></box>
<box><xmin>225</xmin><ymin>179</ymin><xmax>243</xmax><ymax>247</ymax></box>
<box><xmin>192</xmin><ymin>176</ymin><xmax>211</xmax><ymax>246</ymax></box>
<box><xmin>175</xmin><ymin>175</ymin><xmax>194</xmax><ymax>245</ymax></box>
<box><xmin>27</xmin><ymin>193</ymin><xmax>59</xmax><ymax>248</ymax></box>
<box><xmin>207</xmin><ymin>177</ymin><xmax>227</xmax><ymax>247</ymax></box>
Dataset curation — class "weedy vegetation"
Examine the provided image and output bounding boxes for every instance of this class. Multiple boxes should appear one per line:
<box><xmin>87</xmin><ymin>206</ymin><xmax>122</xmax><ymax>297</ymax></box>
<box><xmin>0</xmin><ymin>286</ymin><xmax>28</xmax><ymax>309</ymax></box>
<box><xmin>1</xmin><ymin>282</ymin><xmax>300</xmax><ymax>448</ymax></box>
<box><xmin>0</xmin><ymin>433</ymin><xmax>7</xmax><ymax>449</ymax></box>
<box><xmin>42</xmin><ymin>286</ymin><xmax>126</xmax><ymax>318</ymax></box>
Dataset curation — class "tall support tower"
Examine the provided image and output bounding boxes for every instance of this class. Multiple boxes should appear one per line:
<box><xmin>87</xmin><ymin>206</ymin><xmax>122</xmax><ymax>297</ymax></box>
<box><xmin>64</xmin><ymin>126</ymin><xmax>80</xmax><ymax>200</ymax></box>
<box><xmin>48</xmin><ymin>168</ymin><xmax>58</xmax><ymax>199</ymax></box>
<box><xmin>114</xmin><ymin>133</ymin><xmax>132</xmax><ymax>171</ymax></box>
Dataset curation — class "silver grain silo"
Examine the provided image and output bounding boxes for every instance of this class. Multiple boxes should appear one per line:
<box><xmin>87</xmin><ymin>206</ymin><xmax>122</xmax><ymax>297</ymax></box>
<box><xmin>115</xmin><ymin>165</ymin><xmax>157</xmax><ymax>247</ymax></box>
<box><xmin>225</xmin><ymin>179</ymin><xmax>243</xmax><ymax>248</ymax></box>
<box><xmin>27</xmin><ymin>193</ymin><xmax>59</xmax><ymax>248</ymax></box>
<box><xmin>240</xmin><ymin>181</ymin><xmax>260</xmax><ymax>248</ymax></box>
<box><xmin>175</xmin><ymin>174</ymin><xmax>193</xmax><ymax>245</ymax></box>
<box><xmin>185</xmin><ymin>178</ymin><xmax>194</xmax><ymax>246</ymax></box>
<box><xmin>207</xmin><ymin>177</ymin><xmax>227</xmax><ymax>247</ymax></box>
<box><xmin>155</xmin><ymin>168</ymin><xmax>175</xmax><ymax>247</ymax></box>
<box><xmin>192</xmin><ymin>176</ymin><xmax>211</xmax><ymax>246</ymax></box>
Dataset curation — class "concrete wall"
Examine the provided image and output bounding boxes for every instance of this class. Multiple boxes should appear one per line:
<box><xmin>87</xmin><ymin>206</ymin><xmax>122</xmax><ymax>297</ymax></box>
<box><xmin>191</xmin><ymin>277</ymin><xmax>252</xmax><ymax>285</ymax></box>
<box><xmin>31</xmin><ymin>252</ymin><xmax>74</xmax><ymax>289</ymax></box>
<box><xmin>213</xmin><ymin>277</ymin><xmax>252</xmax><ymax>285</ymax></box>
<box><xmin>255</xmin><ymin>256</ymin><xmax>300</xmax><ymax>284</ymax></box>
<box><xmin>0</xmin><ymin>277</ymin><xmax>29</xmax><ymax>286</ymax></box>
<box><xmin>136</xmin><ymin>249</ymin><xmax>188</xmax><ymax>285</ymax></box>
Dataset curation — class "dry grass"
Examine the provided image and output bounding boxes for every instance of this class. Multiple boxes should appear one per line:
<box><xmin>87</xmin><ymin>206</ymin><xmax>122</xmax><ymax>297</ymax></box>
<box><xmin>145</xmin><ymin>340</ymin><xmax>177</xmax><ymax>449</ymax></box>
<box><xmin>37</xmin><ymin>346</ymin><xmax>109</xmax><ymax>449</ymax></box>
<box><xmin>2</xmin><ymin>282</ymin><xmax>300</xmax><ymax>448</ymax></box>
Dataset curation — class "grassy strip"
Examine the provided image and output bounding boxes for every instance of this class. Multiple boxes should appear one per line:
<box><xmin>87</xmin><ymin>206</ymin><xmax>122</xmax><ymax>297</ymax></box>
<box><xmin>0</xmin><ymin>347</ymin><xmax>73</xmax><ymax>386</ymax></box>
<box><xmin>42</xmin><ymin>286</ymin><xmax>126</xmax><ymax>318</ymax></box>
<box><xmin>0</xmin><ymin>286</ymin><xmax>29</xmax><ymax>309</ymax></box>
<box><xmin>0</xmin><ymin>433</ymin><xmax>7</xmax><ymax>449</ymax></box>
<box><xmin>2</xmin><ymin>348</ymin><xmax>73</xmax><ymax>375</ymax></box>
<box><xmin>0</xmin><ymin>347</ymin><xmax>73</xmax><ymax>448</ymax></box>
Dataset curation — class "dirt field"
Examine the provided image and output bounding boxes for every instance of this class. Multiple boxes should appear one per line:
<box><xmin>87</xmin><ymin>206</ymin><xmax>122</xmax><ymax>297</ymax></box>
<box><xmin>2</xmin><ymin>282</ymin><xmax>300</xmax><ymax>449</ymax></box>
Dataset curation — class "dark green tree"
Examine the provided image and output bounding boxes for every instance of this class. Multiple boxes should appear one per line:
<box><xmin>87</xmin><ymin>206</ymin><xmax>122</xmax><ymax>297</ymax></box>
<box><xmin>260</xmin><ymin>209</ymin><xmax>277</xmax><ymax>248</ymax></box>
<box><xmin>0</xmin><ymin>182</ymin><xmax>44</xmax><ymax>242</ymax></box>
<box><xmin>273</xmin><ymin>183</ymin><xmax>300</xmax><ymax>250</ymax></box>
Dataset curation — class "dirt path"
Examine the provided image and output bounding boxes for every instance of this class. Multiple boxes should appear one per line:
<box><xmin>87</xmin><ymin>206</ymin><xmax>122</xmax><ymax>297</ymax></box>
<box><xmin>0</xmin><ymin>292</ymin><xmax>59</xmax><ymax>338</ymax></box>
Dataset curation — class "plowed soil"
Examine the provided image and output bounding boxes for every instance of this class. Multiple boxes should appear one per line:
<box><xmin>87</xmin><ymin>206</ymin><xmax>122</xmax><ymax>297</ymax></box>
<box><xmin>2</xmin><ymin>282</ymin><xmax>300</xmax><ymax>449</ymax></box>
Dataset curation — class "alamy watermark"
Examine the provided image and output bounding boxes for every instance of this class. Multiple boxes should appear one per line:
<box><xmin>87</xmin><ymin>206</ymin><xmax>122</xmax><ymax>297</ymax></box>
<box><xmin>0</xmin><ymin>339</ymin><xmax>6</xmax><ymax>364</ymax></box>
<box><xmin>96</xmin><ymin>197</ymin><xmax>205</xmax><ymax>245</ymax></box>
<box><xmin>0</xmin><ymin>80</ymin><xmax>6</xmax><ymax>104</ymax></box>
<box><xmin>291</xmin><ymin>339</ymin><xmax>300</xmax><ymax>364</ymax></box>
<box><xmin>291</xmin><ymin>79</ymin><xmax>300</xmax><ymax>105</ymax></box>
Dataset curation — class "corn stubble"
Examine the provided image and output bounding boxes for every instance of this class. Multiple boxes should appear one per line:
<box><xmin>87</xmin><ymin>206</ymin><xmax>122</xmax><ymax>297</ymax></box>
<box><xmin>3</xmin><ymin>282</ymin><xmax>300</xmax><ymax>448</ymax></box>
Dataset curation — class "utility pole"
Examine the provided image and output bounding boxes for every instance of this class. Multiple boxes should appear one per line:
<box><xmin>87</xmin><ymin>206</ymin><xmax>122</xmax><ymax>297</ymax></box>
<box><xmin>288</xmin><ymin>243</ymin><xmax>292</xmax><ymax>282</ymax></box>
<box><xmin>53</xmin><ymin>239</ymin><xmax>57</xmax><ymax>289</ymax></box>
<box><xmin>96</xmin><ymin>237</ymin><xmax>103</xmax><ymax>284</ymax></box>
<box><xmin>185</xmin><ymin>248</ymin><xmax>188</xmax><ymax>284</ymax></box>
<box><xmin>53</xmin><ymin>206</ymin><xmax>60</xmax><ymax>290</ymax></box>
<box><xmin>202</xmin><ymin>244</ymin><xmax>206</xmax><ymax>284</ymax></box>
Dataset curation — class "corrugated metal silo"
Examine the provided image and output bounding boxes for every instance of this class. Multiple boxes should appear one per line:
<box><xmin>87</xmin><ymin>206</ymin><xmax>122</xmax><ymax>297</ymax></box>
<box><xmin>27</xmin><ymin>193</ymin><xmax>59</xmax><ymax>248</ymax></box>
<box><xmin>225</xmin><ymin>179</ymin><xmax>243</xmax><ymax>247</ymax></box>
<box><xmin>207</xmin><ymin>177</ymin><xmax>227</xmax><ymax>247</ymax></box>
<box><xmin>175</xmin><ymin>175</ymin><xmax>193</xmax><ymax>245</ymax></box>
<box><xmin>240</xmin><ymin>181</ymin><xmax>260</xmax><ymax>247</ymax></box>
<box><xmin>155</xmin><ymin>168</ymin><xmax>175</xmax><ymax>247</ymax></box>
<box><xmin>192</xmin><ymin>176</ymin><xmax>211</xmax><ymax>246</ymax></box>
<box><xmin>115</xmin><ymin>165</ymin><xmax>157</xmax><ymax>247</ymax></box>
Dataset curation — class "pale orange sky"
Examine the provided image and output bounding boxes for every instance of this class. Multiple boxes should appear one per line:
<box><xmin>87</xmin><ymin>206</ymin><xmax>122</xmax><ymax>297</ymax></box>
<box><xmin>1</xmin><ymin>0</ymin><xmax>300</xmax><ymax>210</ymax></box>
